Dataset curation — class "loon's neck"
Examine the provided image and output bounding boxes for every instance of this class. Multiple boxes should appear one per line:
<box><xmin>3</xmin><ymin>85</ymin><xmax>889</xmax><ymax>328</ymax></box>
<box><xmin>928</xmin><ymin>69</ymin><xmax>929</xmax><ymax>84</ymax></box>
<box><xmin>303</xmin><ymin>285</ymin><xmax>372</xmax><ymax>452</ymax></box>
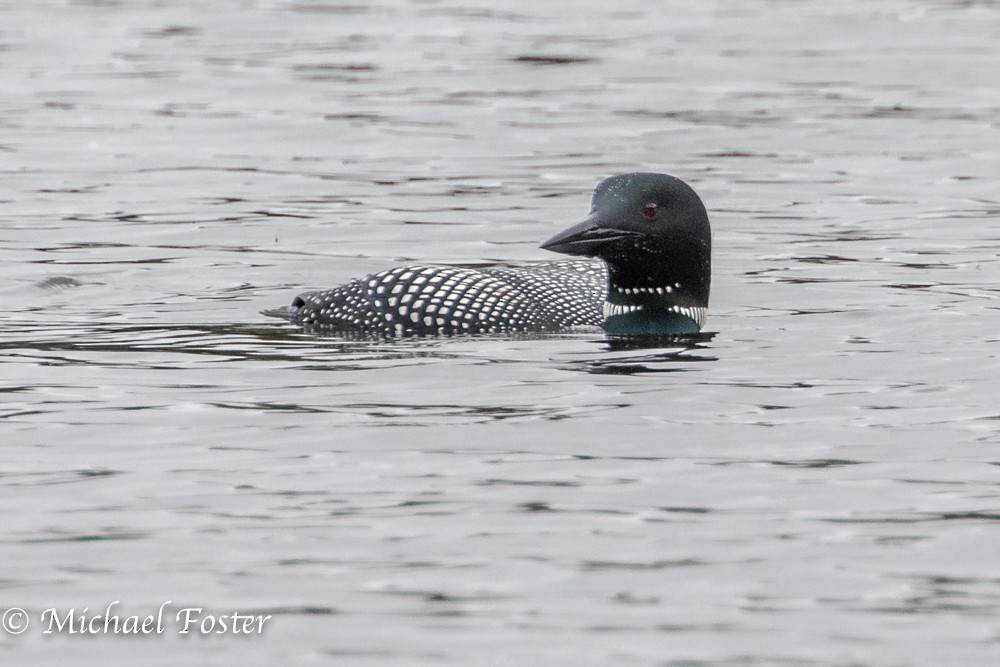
<box><xmin>600</xmin><ymin>262</ymin><xmax>708</xmax><ymax>335</ymax></box>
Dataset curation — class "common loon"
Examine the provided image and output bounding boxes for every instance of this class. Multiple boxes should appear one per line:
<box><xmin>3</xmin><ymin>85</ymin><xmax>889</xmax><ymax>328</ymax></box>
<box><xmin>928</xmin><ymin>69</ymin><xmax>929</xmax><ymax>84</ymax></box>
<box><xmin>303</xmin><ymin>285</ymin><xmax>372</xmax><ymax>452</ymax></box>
<box><xmin>269</xmin><ymin>173</ymin><xmax>711</xmax><ymax>336</ymax></box>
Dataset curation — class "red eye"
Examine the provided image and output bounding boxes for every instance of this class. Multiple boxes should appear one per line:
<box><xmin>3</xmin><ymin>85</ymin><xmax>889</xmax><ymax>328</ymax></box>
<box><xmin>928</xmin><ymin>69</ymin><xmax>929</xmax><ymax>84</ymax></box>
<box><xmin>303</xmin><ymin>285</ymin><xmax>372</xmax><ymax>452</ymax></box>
<box><xmin>642</xmin><ymin>202</ymin><xmax>658</xmax><ymax>219</ymax></box>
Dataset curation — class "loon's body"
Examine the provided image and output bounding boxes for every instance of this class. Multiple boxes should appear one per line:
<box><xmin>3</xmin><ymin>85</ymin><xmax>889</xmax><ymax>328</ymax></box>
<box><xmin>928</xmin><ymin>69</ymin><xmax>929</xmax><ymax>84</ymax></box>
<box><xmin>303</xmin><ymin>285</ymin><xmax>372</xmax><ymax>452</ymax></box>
<box><xmin>271</xmin><ymin>173</ymin><xmax>711</xmax><ymax>336</ymax></box>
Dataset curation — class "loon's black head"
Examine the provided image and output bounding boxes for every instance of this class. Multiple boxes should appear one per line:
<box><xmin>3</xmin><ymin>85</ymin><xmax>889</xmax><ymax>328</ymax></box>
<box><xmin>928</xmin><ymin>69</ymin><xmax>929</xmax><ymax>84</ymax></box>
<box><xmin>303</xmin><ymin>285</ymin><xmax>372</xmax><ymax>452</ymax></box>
<box><xmin>540</xmin><ymin>173</ymin><xmax>711</xmax><ymax>334</ymax></box>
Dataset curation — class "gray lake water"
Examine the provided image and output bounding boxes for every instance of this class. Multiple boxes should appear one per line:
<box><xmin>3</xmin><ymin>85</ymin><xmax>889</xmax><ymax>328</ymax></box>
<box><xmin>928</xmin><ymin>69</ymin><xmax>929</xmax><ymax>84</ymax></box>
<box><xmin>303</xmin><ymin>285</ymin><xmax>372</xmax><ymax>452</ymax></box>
<box><xmin>2</xmin><ymin>0</ymin><xmax>1000</xmax><ymax>665</ymax></box>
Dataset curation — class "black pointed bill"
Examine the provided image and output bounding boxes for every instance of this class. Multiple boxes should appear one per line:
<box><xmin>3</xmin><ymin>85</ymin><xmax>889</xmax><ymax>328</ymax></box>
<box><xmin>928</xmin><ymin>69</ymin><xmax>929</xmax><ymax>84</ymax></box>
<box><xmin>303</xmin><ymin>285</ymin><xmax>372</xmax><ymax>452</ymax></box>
<box><xmin>540</xmin><ymin>214</ymin><xmax>640</xmax><ymax>257</ymax></box>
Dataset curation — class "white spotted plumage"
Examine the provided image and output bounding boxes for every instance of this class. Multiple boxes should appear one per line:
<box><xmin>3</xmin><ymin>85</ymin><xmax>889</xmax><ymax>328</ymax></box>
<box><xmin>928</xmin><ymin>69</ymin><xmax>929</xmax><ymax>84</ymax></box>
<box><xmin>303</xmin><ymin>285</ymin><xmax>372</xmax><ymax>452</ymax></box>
<box><xmin>290</xmin><ymin>260</ymin><xmax>607</xmax><ymax>336</ymax></box>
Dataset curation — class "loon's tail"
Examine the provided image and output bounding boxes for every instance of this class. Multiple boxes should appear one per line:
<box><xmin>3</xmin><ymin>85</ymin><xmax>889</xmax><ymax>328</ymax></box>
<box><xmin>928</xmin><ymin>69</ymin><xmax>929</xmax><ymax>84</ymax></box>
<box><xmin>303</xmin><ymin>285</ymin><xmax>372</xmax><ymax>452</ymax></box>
<box><xmin>261</xmin><ymin>306</ymin><xmax>296</xmax><ymax>320</ymax></box>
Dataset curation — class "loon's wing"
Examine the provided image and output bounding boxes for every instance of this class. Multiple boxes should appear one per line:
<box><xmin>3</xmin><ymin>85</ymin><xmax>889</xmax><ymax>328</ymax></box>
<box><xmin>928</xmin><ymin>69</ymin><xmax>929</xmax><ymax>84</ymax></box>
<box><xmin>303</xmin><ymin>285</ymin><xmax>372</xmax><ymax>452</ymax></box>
<box><xmin>271</xmin><ymin>259</ymin><xmax>607</xmax><ymax>336</ymax></box>
<box><xmin>284</xmin><ymin>265</ymin><xmax>557</xmax><ymax>336</ymax></box>
<box><xmin>483</xmin><ymin>260</ymin><xmax>606</xmax><ymax>327</ymax></box>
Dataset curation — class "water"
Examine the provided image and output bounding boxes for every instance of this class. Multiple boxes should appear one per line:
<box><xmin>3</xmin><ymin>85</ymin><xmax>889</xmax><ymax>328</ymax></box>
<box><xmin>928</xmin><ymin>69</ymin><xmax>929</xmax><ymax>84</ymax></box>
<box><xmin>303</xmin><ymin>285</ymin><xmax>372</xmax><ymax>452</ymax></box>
<box><xmin>2</xmin><ymin>0</ymin><xmax>999</xmax><ymax>664</ymax></box>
